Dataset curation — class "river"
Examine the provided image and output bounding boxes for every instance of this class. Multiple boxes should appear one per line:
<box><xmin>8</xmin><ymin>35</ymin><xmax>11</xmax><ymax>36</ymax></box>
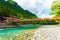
<box><xmin>0</xmin><ymin>25</ymin><xmax>60</xmax><ymax>40</ymax></box>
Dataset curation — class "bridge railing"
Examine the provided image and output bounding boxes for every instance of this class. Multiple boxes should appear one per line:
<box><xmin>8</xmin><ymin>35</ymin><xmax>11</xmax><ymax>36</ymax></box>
<box><xmin>4</xmin><ymin>18</ymin><xmax>60</xmax><ymax>25</ymax></box>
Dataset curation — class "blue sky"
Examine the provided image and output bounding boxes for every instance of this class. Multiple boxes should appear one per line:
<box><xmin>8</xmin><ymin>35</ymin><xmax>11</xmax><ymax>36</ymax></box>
<box><xmin>14</xmin><ymin>0</ymin><xmax>54</xmax><ymax>18</ymax></box>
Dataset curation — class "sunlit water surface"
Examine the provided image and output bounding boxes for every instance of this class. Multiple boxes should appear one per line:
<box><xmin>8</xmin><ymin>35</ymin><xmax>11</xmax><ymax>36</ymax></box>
<box><xmin>0</xmin><ymin>25</ymin><xmax>59</xmax><ymax>40</ymax></box>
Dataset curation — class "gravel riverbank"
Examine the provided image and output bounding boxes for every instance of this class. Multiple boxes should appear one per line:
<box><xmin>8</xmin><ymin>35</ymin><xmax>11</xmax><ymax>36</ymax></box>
<box><xmin>33</xmin><ymin>26</ymin><xmax>60</xmax><ymax>40</ymax></box>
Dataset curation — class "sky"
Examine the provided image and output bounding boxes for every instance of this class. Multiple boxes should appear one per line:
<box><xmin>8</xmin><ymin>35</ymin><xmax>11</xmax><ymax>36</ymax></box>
<box><xmin>14</xmin><ymin>0</ymin><xmax>54</xmax><ymax>18</ymax></box>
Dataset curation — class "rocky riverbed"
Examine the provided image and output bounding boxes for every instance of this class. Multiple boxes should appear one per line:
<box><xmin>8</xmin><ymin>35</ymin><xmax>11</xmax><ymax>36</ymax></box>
<box><xmin>33</xmin><ymin>27</ymin><xmax>60</xmax><ymax>40</ymax></box>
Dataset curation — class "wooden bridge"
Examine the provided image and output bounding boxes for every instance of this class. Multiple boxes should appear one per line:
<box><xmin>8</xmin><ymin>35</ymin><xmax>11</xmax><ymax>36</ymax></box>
<box><xmin>3</xmin><ymin>17</ymin><xmax>60</xmax><ymax>24</ymax></box>
<box><xmin>20</xmin><ymin>18</ymin><xmax>57</xmax><ymax>22</ymax></box>
<box><xmin>0</xmin><ymin>15</ymin><xmax>60</xmax><ymax>24</ymax></box>
<box><xmin>0</xmin><ymin>15</ymin><xmax>60</xmax><ymax>23</ymax></box>
<box><xmin>5</xmin><ymin>18</ymin><xmax>60</xmax><ymax>22</ymax></box>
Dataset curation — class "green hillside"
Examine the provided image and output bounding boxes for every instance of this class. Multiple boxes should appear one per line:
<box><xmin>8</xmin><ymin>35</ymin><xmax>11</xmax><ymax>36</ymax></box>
<box><xmin>0</xmin><ymin>0</ymin><xmax>37</xmax><ymax>19</ymax></box>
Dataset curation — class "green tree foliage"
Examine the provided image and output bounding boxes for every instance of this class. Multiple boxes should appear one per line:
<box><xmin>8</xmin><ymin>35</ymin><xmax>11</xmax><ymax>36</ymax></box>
<box><xmin>50</xmin><ymin>0</ymin><xmax>60</xmax><ymax>17</ymax></box>
<box><xmin>50</xmin><ymin>0</ymin><xmax>60</xmax><ymax>24</ymax></box>
<box><xmin>0</xmin><ymin>0</ymin><xmax>37</xmax><ymax>19</ymax></box>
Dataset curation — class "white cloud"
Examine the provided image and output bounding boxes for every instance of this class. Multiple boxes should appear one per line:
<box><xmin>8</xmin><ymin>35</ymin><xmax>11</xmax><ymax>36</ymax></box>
<box><xmin>14</xmin><ymin>0</ymin><xmax>54</xmax><ymax>18</ymax></box>
<box><xmin>41</xmin><ymin>0</ymin><xmax>53</xmax><ymax>8</ymax></box>
<box><xmin>39</xmin><ymin>14</ymin><xmax>53</xmax><ymax>18</ymax></box>
<box><xmin>14</xmin><ymin>0</ymin><xmax>37</xmax><ymax>9</ymax></box>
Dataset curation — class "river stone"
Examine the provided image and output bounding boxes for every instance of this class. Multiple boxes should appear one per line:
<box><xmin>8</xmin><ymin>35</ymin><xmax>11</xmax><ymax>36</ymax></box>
<box><xmin>33</xmin><ymin>27</ymin><xmax>60</xmax><ymax>40</ymax></box>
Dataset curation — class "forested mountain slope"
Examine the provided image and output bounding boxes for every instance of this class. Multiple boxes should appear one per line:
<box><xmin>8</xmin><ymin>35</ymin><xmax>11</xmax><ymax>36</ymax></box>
<box><xmin>0</xmin><ymin>0</ymin><xmax>37</xmax><ymax>19</ymax></box>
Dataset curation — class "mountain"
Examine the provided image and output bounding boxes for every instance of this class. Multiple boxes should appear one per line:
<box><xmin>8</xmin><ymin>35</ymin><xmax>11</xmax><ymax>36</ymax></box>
<box><xmin>0</xmin><ymin>0</ymin><xmax>37</xmax><ymax>19</ymax></box>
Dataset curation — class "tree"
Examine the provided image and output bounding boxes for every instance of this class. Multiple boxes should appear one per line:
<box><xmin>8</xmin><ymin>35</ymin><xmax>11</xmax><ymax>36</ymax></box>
<box><xmin>50</xmin><ymin>0</ymin><xmax>60</xmax><ymax>17</ymax></box>
<box><xmin>50</xmin><ymin>0</ymin><xmax>60</xmax><ymax>24</ymax></box>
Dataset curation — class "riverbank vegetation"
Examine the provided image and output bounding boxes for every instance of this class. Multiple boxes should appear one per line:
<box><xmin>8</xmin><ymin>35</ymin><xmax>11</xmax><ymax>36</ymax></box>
<box><xmin>50</xmin><ymin>0</ymin><xmax>60</xmax><ymax>24</ymax></box>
